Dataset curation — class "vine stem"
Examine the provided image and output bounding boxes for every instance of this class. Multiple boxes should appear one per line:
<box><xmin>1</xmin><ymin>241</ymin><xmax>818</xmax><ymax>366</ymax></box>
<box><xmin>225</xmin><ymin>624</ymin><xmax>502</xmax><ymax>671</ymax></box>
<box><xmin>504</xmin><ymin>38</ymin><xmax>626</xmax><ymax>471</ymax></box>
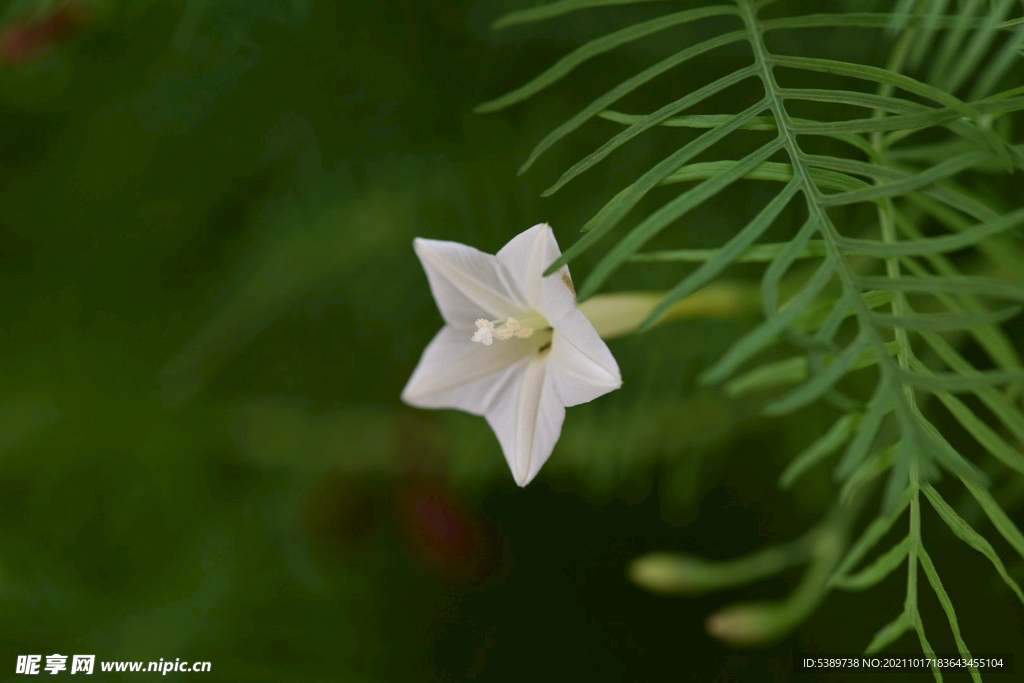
<box><xmin>869</xmin><ymin>18</ymin><xmax>929</xmax><ymax>663</ymax></box>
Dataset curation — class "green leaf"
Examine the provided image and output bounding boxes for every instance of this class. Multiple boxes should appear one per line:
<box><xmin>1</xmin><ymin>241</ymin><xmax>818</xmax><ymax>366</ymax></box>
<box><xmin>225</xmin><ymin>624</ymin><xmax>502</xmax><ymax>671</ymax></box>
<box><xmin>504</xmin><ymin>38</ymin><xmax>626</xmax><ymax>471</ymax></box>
<box><xmin>857</xmin><ymin>275</ymin><xmax>1024</xmax><ymax>303</ymax></box>
<box><xmin>490</xmin><ymin>0</ymin><xmax>690</xmax><ymax>29</ymax></box>
<box><xmin>897</xmin><ymin>222</ymin><xmax>1023</xmax><ymax>375</ymax></box>
<box><xmin>807</xmin><ymin>87</ymin><xmax>1023</xmax><ymax>118</ymax></box>
<box><xmin>885</xmin><ymin>0</ymin><xmax>918</xmax><ymax>35</ymax></box>
<box><xmin>761</xmin><ymin>216</ymin><xmax>819</xmax><ymax>317</ymax></box>
<box><xmin>795</xmin><ymin>291</ymin><xmax>896</xmax><ymax>332</ymax></box>
<box><xmin>510</xmin><ymin>29</ymin><xmax>747</xmax><ymax>174</ymax></box>
<box><xmin>700</xmin><ymin>259</ymin><xmax>835</xmax><ymax>385</ymax></box>
<box><xmin>981</xmin><ymin>84</ymin><xmax>1024</xmax><ymax>101</ymax></box>
<box><xmin>927</xmin><ymin>0</ymin><xmax>981</xmax><ymax>87</ymax></box>
<box><xmin>788</xmin><ymin>108</ymin><xmax>964</xmax><ymax>135</ymax></box>
<box><xmin>476</xmin><ymin>7</ymin><xmax>740</xmax><ymax>113</ymax></box>
<box><xmin>832</xmin><ymin>536</ymin><xmax>911</xmax><ymax>591</ymax></box>
<box><xmin>762</xmin><ymin>334</ymin><xmax>868</xmax><ymax>416</ymax></box>
<box><xmin>870</xmin><ymin>305</ymin><xmax>1023</xmax><ymax>332</ymax></box>
<box><xmin>834</xmin><ymin>486</ymin><xmax>912</xmax><ymax>582</ymax></box>
<box><xmin>888</xmin><ymin>139</ymin><xmax>976</xmax><ymax>164</ymax></box>
<box><xmin>599</xmin><ymin>108</ymin><xmax>876</xmax><ymax>151</ymax></box>
<box><xmin>660</xmin><ymin>160</ymin><xmax>870</xmax><ymax>193</ymax></box>
<box><xmin>834</xmin><ymin>382</ymin><xmax>891</xmax><ymax>479</ymax></box>
<box><xmin>769</xmin><ymin>55</ymin><xmax>986</xmax><ymax>121</ymax></box>
<box><xmin>546</xmin><ymin>101</ymin><xmax>768</xmax><ymax>277</ymax></box>
<box><xmin>912</xmin><ymin>412</ymin><xmax>989</xmax><ymax>487</ymax></box>
<box><xmin>761</xmin><ymin>11</ymin><xmax>1012</xmax><ymax>32</ymax></box>
<box><xmin>922</xmin><ymin>484</ymin><xmax>1024</xmax><ymax>605</ymax></box>
<box><xmin>727</xmin><ymin>357</ymin><xmax>807</xmax><ymax>397</ymax></box>
<box><xmin>917</xmin><ymin>546</ymin><xmax>983</xmax><ymax>683</ymax></box>
<box><xmin>971</xmin><ymin>17</ymin><xmax>1024</xmax><ymax>99</ymax></box>
<box><xmin>920</xmin><ymin>332</ymin><xmax>1024</xmax><ymax>446</ymax></box>
<box><xmin>782</xmin><ymin>87</ymin><xmax>938</xmax><ymax>113</ymax></box>
<box><xmin>631</xmin><ymin>240</ymin><xmax>828</xmax><ymax>264</ymax></box>
<box><xmin>781</xmin><ymin>88</ymin><xmax>1008</xmax><ymax>157</ymax></box>
<box><xmin>544</xmin><ymin>67</ymin><xmax>760</xmax><ymax>195</ymax></box>
<box><xmin>940</xmin><ymin>0</ymin><xmax>1017</xmax><ymax>95</ymax></box>
<box><xmin>864</xmin><ymin>610</ymin><xmax>914</xmax><ymax>654</ymax></box>
<box><xmin>907</xmin><ymin>0</ymin><xmax>951</xmax><ymax>70</ymax></box>
<box><xmin>881</xmin><ymin>436</ymin><xmax>915</xmax><ymax>516</ymax></box>
<box><xmin>900</xmin><ymin>194</ymin><xmax>1017</xmax><ymax>270</ymax></box>
<box><xmin>910</xmin><ymin>613</ymin><xmax>943</xmax><ymax>683</ymax></box>
<box><xmin>637</xmin><ymin>177</ymin><xmax>801</xmax><ymax>331</ymax></box>
<box><xmin>837</xmin><ymin>206</ymin><xmax>1024</xmax><ymax>257</ymax></box>
<box><xmin>779</xmin><ymin>413</ymin><xmax>859</xmax><ymax>488</ymax></box>
<box><xmin>958</xmin><ymin>478</ymin><xmax>1024</xmax><ymax>564</ymax></box>
<box><xmin>598</xmin><ymin>110</ymin><xmax>779</xmax><ymax>130</ymax></box>
<box><xmin>800</xmin><ymin>284</ymin><xmax>847</xmax><ymax>353</ymax></box>
<box><xmin>580</xmin><ymin>140</ymin><xmax>785</xmax><ymax>299</ymax></box>
<box><xmin>727</xmin><ymin>340</ymin><xmax>899</xmax><ymax>398</ymax></box>
<box><xmin>817</xmin><ymin>151</ymin><xmax>993</xmax><ymax>207</ymax></box>
<box><xmin>839</xmin><ymin>445</ymin><xmax>897</xmax><ymax>505</ymax></box>
<box><xmin>910</xmin><ymin>357</ymin><xmax>1024</xmax><ymax>476</ymax></box>
<box><xmin>804</xmin><ymin>155</ymin><xmax>999</xmax><ymax>224</ymax></box>
<box><xmin>898</xmin><ymin>367</ymin><xmax>1024</xmax><ymax>394</ymax></box>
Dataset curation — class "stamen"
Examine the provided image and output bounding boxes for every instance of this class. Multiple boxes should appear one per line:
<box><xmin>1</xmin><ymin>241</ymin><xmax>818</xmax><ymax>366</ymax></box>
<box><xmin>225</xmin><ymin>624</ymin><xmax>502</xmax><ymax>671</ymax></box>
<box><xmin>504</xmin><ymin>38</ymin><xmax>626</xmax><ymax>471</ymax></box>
<box><xmin>470</xmin><ymin>315</ymin><xmax>540</xmax><ymax>345</ymax></box>
<box><xmin>471</xmin><ymin>319</ymin><xmax>494</xmax><ymax>345</ymax></box>
<box><xmin>471</xmin><ymin>327</ymin><xmax>493</xmax><ymax>345</ymax></box>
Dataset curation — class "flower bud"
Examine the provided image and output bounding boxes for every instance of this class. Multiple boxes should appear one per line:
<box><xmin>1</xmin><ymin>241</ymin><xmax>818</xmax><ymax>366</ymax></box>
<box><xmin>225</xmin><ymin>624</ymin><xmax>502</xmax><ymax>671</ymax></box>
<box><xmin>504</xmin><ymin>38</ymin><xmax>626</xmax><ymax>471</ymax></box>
<box><xmin>705</xmin><ymin>604</ymin><xmax>780</xmax><ymax>646</ymax></box>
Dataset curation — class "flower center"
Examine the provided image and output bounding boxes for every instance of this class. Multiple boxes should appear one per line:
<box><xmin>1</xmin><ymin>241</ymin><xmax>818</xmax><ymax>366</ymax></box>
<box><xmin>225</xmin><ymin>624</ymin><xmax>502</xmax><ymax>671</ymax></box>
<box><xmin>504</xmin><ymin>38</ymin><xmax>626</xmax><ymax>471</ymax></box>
<box><xmin>470</xmin><ymin>313</ymin><xmax>547</xmax><ymax>346</ymax></box>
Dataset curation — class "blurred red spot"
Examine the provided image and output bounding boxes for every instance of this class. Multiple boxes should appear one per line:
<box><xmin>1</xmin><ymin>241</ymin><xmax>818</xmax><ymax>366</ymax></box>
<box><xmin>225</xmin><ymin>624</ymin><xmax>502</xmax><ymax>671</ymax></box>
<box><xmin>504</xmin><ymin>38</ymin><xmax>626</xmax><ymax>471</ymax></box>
<box><xmin>0</xmin><ymin>2</ymin><xmax>87</xmax><ymax>65</ymax></box>
<box><xmin>396</xmin><ymin>476</ymin><xmax>501</xmax><ymax>584</ymax></box>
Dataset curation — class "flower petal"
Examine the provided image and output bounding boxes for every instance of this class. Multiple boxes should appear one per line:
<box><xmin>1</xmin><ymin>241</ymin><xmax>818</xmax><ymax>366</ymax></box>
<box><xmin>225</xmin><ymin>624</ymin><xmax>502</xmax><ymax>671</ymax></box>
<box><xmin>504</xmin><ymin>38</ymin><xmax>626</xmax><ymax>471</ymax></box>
<box><xmin>495</xmin><ymin>223</ymin><xmax>577</xmax><ymax>322</ymax></box>
<box><xmin>401</xmin><ymin>326</ymin><xmax>535</xmax><ymax>414</ymax></box>
<box><xmin>413</xmin><ymin>238</ymin><xmax>525</xmax><ymax>327</ymax></box>
<box><xmin>485</xmin><ymin>355</ymin><xmax>565</xmax><ymax>486</ymax></box>
<box><xmin>549</xmin><ymin>309</ymin><xmax>622</xmax><ymax>406</ymax></box>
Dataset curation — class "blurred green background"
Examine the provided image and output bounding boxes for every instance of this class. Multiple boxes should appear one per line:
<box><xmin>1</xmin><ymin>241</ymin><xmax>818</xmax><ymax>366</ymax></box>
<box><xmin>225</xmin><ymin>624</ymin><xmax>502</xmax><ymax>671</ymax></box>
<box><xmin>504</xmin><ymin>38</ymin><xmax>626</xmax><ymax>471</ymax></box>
<box><xmin>0</xmin><ymin>0</ymin><xmax>1021</xmax><ymax>680</ymax></box>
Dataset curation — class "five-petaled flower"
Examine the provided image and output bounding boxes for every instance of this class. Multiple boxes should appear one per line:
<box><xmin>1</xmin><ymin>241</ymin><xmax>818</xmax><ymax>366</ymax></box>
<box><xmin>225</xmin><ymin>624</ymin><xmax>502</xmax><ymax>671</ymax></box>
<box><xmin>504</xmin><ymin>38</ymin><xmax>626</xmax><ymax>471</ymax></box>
<box><xmin>401</xmin><ymin>223</ymin><xmax>622</xmax><ymax>486</ymax></box>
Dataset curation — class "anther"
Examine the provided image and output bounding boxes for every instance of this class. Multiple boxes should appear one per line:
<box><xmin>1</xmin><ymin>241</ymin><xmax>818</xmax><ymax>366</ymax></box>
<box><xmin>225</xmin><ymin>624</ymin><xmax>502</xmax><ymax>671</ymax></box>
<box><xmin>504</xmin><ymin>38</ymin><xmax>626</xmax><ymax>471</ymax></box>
<box><xmin>472</xmin><ymin>319</ymin><xmax>494</xmax><ymax>345</ymax></box>
<box><xmin>470</xmin><ymin>316</ymin><xmax>536</xmax><ymax>345</ymax></box>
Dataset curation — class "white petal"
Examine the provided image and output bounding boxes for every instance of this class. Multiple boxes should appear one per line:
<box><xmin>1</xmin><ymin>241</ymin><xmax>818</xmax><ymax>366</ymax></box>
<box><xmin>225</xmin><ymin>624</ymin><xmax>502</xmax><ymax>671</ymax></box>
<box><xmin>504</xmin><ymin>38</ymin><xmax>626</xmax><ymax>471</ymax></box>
<box><xmin>485</xmin><ymin>355</ymin><xmax>565</xmax><ymax>486</ymax></box>
<box><xmin>401</xmin><ymin>326</ymin><xmax>535</xmax><ymax>414</ymax></box>
<box><xmin>413</xmin><ymin>238</ymin><xmax>525</xmax><ymax>327</ymax></box>
<box><xmin>549</xmin><ymin>309</ymin><xmax>622</xmax><ymax>406</ymax></box>
<box><xmin>495</xmin><ymin>223</ymin><xmax>577</xmax><ymax>322</ymax></box>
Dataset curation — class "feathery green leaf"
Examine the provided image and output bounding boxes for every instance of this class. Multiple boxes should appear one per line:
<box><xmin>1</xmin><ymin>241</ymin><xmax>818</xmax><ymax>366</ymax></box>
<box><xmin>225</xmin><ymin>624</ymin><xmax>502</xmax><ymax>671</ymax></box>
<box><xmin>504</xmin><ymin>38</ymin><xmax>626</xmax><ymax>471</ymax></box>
<box><xmin>491</xmin><ymin>0</ymin><xmax>685</xmax><ymax>29</ymax></box>
<box><xmin>779</xmin><ymin>413</ymin><xmax>859</xmax><ymax>488</ymax></box>
<box><xmin>917</xmin><ymin>547</ymin><xmax>982</xmax><ymax>683</ymax></box>
<box><xmin>476</xmin><ymin>7</ymin><xmax>740</xmax><ymax>114</ymax></box>
<box><xmin>581</xmin><ymin>140</ymin><xmax>785</xmax><ymax>300</ymax></box>
<box><xmin>833</xmin><ymin>536</ymin><xmax>911</xmax><ymax>591</ymax></box>
<box><xmin>922</xmin><ymin>484</ymin><xmax>1024</xmax><ymax>605</ymax></box>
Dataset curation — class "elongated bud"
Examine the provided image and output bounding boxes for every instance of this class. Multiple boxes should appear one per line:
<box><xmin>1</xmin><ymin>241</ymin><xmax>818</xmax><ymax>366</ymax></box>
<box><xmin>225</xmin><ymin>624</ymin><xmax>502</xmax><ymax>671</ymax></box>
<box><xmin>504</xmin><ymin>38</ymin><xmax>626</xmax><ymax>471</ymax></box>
<box><xmin>628</xmin><ymin>552</ymin><xmax>721</xmax><ymax>595</ymax></box>
<box><xmin>629</xmin><ymin>536</ymin><xmax>814</xmax><ymax>596</ymax></box>
<box><xmin>705</xmin><ymin>604</ymin><xmax>780</xmax><ymax>646</ymax></box>
<box><xmin>578</xmin><ymin>282</ymin><xmax>754</xmax><ymax>340</ymax></box>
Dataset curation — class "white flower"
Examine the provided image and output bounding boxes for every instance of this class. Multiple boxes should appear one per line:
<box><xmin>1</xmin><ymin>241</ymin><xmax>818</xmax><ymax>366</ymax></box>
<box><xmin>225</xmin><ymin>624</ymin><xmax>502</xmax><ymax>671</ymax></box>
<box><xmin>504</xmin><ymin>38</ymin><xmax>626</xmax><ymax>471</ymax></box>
<box><xmin>401</xmin><ymin>223</ymin><xmax>622</xmax><ymax>486</ymax></box>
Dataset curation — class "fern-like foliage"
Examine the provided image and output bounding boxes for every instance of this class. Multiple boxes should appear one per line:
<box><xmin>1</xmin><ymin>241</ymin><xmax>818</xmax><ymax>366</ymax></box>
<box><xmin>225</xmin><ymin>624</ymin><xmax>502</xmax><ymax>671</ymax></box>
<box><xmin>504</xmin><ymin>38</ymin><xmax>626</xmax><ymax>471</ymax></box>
<box><xmin>479</xmin><ymin>0</ymin><xmax>1024</xmax><ymax>675</ymax></box>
